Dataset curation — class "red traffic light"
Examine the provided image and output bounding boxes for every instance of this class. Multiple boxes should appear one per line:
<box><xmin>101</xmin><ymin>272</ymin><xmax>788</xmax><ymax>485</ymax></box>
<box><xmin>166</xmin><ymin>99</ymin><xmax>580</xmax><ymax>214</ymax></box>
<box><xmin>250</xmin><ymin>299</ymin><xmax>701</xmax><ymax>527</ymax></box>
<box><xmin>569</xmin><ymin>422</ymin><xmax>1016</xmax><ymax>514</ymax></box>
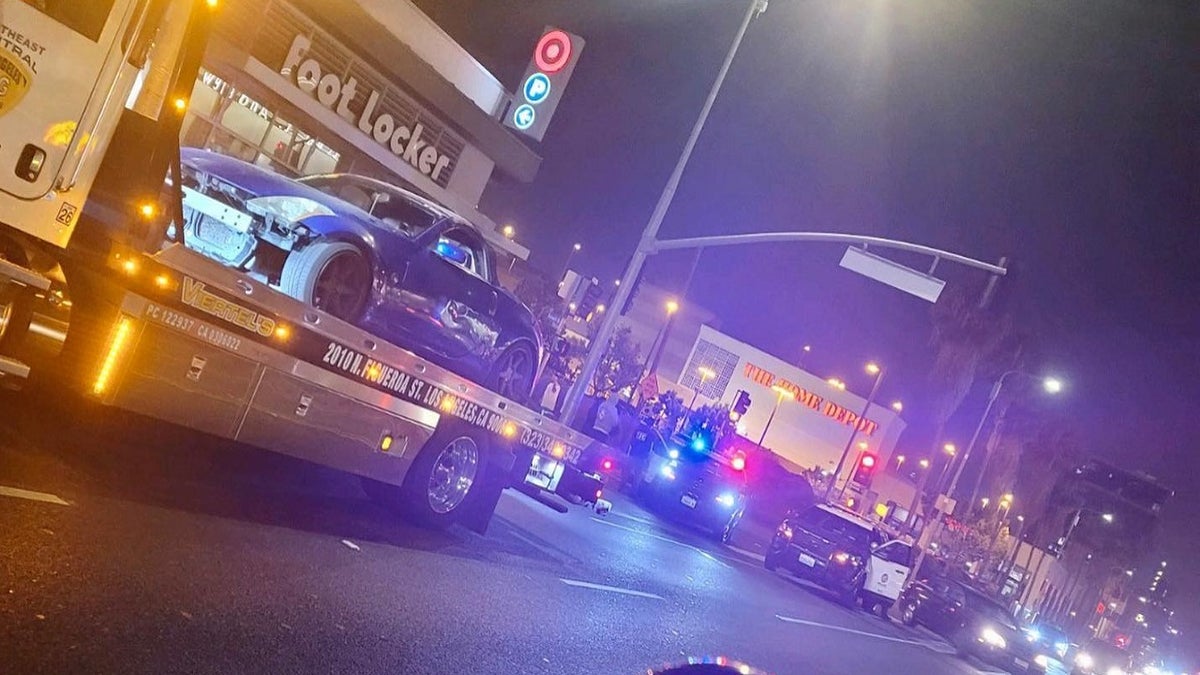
<box><xmin>860</xmin><ymin>454</ymin><xmax>876</xmax><ymax>468</ymax></box>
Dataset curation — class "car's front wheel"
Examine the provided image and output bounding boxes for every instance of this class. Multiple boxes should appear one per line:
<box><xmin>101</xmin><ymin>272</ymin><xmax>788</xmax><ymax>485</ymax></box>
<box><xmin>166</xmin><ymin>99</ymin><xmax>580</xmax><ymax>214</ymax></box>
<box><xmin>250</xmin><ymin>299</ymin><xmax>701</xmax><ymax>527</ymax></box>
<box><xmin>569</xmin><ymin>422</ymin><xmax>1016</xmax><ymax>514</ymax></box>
<box><xmin>489</xmin><ymin>342</ymin><xmax>536</xmax><ymax>402</ymax></box>
<box><xmin>280</xmin><ymin>240</ymin><xmax>371</xmax><ymax>323</ymax></box>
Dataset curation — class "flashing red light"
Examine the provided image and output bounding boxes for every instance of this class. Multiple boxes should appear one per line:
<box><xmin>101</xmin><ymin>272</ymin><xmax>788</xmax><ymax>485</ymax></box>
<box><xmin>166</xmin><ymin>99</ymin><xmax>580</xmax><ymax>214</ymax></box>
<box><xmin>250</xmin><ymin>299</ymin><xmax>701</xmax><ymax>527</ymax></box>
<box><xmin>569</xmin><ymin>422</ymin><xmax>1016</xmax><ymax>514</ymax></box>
<box><xmin>601</xmin><ymin>458</ymin><xmax>614</xmax><ymax>471</ymax></box>
<box><xmin>860</xmin><ymin>454</ymin><xmax>876</xmax><ymax>468</ymax></box>
<box><xmin>730</xmin><ymin>453</ymin><xmax>746</xmax><ymax>472</ymax></box>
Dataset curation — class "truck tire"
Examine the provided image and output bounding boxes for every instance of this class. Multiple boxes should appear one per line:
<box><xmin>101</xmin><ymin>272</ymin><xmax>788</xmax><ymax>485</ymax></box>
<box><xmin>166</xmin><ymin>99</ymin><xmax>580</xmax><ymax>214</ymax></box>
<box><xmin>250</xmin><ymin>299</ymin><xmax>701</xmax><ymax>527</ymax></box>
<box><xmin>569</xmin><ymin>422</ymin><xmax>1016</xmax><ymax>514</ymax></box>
<box><xmin>280</xmin><ymin>240</ymin><xmax>370</xmax><ymax>323</ymax></box>
<box><xmin>397</xmin><ymin>422</ymin><xmax>489</xmax><ymax>530</ymax></box>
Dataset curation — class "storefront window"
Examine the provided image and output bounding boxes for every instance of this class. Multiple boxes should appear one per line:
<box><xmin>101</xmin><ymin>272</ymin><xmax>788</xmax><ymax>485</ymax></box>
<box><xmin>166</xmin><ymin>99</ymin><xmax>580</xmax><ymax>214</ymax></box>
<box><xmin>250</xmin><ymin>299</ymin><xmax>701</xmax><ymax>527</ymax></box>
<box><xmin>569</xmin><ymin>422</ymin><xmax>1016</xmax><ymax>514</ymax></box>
<box><xmin>182</xmin><ymin>69</ymin><xmax>340</xmax><ymax>176</ymax></box>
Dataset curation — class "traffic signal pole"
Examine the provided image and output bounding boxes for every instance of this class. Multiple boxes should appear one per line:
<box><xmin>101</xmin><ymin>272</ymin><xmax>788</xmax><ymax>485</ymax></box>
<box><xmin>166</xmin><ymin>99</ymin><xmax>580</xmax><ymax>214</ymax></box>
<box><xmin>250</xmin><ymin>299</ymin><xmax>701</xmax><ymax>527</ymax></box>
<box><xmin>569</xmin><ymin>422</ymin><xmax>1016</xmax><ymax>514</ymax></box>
<box><xmin>556</xmin><ymin>0</ymin><xmax>1009</xmax><ymax>425</ymax></box>
<box><xmin>830</xmin><ymin>369</ymin><xmax>883</xmax><ymax>502</ymax></box>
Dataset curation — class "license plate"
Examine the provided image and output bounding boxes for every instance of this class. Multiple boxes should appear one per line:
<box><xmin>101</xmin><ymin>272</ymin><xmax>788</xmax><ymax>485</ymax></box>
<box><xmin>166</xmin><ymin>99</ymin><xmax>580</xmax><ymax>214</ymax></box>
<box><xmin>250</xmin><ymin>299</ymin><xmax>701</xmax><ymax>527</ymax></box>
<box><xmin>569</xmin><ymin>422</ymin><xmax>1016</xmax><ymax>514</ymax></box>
<box><xmin>798</xmin><ymin>553</ymin><xmax>817</xmax><ymax>567</ymax></box>
<box><xmin>680</xmin><ymin>495</ymin><xmax>698</xmax><ymax>508</ymax></box>
<box><xmin>199</xmin><ymin>217</ymin><xmax>243</xmax><ymax>249</ymax></box>
<box><xmin>1013</xmin><ymin>658</ymin><xmax>1028</xmax><ymax>669</ymax></box>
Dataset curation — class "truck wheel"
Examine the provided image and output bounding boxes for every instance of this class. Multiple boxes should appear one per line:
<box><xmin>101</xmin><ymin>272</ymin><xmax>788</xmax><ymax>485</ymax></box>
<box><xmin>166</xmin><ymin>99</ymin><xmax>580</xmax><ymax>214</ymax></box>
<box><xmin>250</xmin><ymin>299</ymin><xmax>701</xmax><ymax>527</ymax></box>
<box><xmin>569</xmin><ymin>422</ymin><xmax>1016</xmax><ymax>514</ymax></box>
<box><xmin>398</xmin><ymin>423</ymin><xmax>487</xmax><ymax>529</ymax></box>
<box><xmin>488</xmin><ymin>342</ymin><xmax>535</xmax><ymax>403</ymax></box>
<box><xmin>280</xmin><ymin>240</ymin><xmax>370</xmax><ymax>323</ymax></box>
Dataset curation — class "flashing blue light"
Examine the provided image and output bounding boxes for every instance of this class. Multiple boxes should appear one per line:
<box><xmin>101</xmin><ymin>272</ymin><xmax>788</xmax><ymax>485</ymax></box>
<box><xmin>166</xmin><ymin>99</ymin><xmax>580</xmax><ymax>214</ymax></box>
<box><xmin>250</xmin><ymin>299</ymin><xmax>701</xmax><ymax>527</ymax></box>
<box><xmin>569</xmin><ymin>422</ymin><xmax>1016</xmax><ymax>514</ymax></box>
<box><xmin>715</xmin><ymin>492</ymin><xmax>737</xmax><ymax>508</ymax></box>
<box><xmin>691</xmin><ymin>436</ymin><xmax>707</xmax><ymax>451</ymax></box>
<box><xmin>667</xmin><ymin>448</ymin><xmax>679</xmax><ymax>459</ymax></box>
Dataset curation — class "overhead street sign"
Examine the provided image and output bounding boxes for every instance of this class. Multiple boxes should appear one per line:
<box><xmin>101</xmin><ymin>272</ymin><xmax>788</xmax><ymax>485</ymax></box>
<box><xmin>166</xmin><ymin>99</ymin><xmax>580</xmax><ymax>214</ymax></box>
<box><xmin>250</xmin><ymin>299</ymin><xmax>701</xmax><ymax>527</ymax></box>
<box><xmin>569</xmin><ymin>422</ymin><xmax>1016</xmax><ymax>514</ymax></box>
<box><xmin>839</xmin><ymin>246</ymin><xmax>947</xmax><ymax>303</ymax></box>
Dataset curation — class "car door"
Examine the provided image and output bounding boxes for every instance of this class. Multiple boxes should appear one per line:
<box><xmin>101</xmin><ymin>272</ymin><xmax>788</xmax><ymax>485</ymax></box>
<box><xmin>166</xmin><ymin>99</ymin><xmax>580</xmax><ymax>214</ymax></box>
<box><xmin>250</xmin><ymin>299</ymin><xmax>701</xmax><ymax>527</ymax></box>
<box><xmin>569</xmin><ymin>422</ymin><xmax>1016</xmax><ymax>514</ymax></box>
<box><xmin>863</xmin><ymin>540</ymin><xmax>912</xmax><ymax>601</ymax></box>
<box><xmin>401</xmin><ymin>224</ymin><xmax>502</xmax><ymax>364</ymax></box>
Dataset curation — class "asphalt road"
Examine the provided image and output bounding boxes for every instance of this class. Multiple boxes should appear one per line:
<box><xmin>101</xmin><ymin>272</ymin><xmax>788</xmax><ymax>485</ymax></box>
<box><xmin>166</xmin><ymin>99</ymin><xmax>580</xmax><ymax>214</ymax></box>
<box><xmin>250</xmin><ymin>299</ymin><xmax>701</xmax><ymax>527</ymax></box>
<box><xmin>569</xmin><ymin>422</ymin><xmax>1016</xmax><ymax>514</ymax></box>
<box><xmin>1</xmin><ymin>392</ymin><xmax>1031</xmax><ymax>675</ymax></box>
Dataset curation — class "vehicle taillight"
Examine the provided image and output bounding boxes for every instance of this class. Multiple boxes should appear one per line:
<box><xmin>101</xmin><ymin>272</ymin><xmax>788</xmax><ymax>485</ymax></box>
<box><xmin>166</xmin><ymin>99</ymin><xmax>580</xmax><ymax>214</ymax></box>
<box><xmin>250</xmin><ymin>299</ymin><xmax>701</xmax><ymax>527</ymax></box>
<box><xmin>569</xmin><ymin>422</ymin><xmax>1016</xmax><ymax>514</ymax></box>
<box><xmin>601</xmin><ymin>458</ymin><xmax>613</xmax><ymax>471</ymax></box>
<box><xmin>730</xmin><ymin>453</ymin><xmax>746</xmax><ymax>471</ymax></box>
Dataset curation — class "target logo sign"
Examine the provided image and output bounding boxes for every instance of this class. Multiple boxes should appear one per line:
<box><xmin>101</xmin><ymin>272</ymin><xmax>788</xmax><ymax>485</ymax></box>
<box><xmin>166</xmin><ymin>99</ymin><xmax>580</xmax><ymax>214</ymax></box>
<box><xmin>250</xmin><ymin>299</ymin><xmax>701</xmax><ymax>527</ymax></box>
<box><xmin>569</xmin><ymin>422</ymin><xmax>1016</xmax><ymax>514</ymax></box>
<box><xmin>534</xmin><ymin>30</ymin><xmax>573</xmax><ymax>73</ymax></box>
<box><xmin>505</xmin><ymin>26</ymin><xmax>585</xmax><ymax>141</ymax></box>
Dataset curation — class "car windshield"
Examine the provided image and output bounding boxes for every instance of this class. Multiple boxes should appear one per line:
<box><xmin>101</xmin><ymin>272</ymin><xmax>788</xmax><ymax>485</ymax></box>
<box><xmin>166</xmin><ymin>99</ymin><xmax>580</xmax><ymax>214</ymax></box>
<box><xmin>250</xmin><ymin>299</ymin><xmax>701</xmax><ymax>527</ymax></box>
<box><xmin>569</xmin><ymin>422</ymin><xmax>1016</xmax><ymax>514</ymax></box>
<box><xmin>963</xmin><ymin>588</ymin><xmax>1017</xmax><ymax>630</ymax></box>
<box><xmin>297</xmin><ymin>174</ymin><xmax>438</xmax><ymax>237</ymax></box>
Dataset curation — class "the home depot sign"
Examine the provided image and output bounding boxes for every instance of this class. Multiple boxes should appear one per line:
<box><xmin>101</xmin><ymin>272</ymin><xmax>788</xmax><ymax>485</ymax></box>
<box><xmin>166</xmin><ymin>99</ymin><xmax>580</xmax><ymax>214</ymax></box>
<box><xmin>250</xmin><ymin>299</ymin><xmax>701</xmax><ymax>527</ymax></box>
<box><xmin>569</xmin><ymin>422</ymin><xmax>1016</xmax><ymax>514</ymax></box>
<box><xmin>281</xmin><ymin>35</ymin><xmax>453</xmax><ymax>183</ymax></box>
<box><xmin>743</xmin><ymin>362</ymin><xmax>880</xmax><ymax>436</ymax></box>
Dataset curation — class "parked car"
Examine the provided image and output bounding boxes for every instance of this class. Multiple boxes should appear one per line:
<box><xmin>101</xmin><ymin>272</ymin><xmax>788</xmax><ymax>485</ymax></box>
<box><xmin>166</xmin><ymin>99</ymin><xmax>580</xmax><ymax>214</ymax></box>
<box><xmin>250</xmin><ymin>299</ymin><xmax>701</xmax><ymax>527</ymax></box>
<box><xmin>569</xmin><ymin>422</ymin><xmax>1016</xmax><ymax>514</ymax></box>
<box><xmin>177</xmin><ymin>148</ymin><xmax>541</xmax><ymax>401</ymax></box>
<box><xmin>1070</xmin><ymin>638</ymin><xmax>1134</xmax><ymax>675</ymax></box>
<box><xmin>897</xmin><ymin>576</ymin><xmax>1048</xmax><ymax>674</ymax></box>
<box><xmin>764</xmin><ymin>503</ymin><xmax>913</xmax><ymax>613</ymax></box>
<box><xmin>636</xmin><ymin>429</ymin><xmax>748</xmax><ymax>543</ymax></box>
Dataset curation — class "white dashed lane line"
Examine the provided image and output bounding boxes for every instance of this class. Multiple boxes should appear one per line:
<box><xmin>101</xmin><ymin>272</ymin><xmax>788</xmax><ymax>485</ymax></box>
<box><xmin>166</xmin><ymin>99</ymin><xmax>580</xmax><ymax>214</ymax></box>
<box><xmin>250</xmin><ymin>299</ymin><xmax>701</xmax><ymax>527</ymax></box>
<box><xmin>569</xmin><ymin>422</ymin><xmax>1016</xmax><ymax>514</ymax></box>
<box><xmin>0</xmin><ymin>485</ymin><xmax>70</xmax><ymax>506</ymax></box>
<box><xmin>559</xmin><ymin>578</ymin><xmax>664</xmax><ymax>600</ymax></box>
<box><xmin>776</xmin><ymin>614</ymin><xmax>957</xmax><ymax>654</ymax></box>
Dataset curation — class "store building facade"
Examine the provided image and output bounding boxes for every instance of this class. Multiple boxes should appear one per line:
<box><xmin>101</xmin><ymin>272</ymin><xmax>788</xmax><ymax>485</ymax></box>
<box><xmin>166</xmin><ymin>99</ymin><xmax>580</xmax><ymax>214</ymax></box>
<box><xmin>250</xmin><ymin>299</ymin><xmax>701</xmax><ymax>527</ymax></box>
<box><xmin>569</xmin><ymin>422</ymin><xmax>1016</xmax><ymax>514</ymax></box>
<box><xmin>180</xmin><ymin>0</ymin><xmax>533</xmax><ymax>261</ymax></box>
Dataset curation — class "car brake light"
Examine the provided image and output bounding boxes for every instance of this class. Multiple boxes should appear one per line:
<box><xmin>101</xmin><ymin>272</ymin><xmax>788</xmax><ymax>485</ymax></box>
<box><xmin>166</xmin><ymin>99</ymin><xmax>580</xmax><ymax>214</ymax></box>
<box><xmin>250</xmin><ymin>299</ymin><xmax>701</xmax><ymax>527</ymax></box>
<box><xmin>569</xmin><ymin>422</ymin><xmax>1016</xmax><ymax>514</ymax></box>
<box><xmin>601</xmin><ymin>458</ymin><xmax>613</xmax><ymax>471</ymax></box>
<box><xmin>730</xmin><ymin>453</ymin><xmax>746</xmax><ymax>471</ymax></box>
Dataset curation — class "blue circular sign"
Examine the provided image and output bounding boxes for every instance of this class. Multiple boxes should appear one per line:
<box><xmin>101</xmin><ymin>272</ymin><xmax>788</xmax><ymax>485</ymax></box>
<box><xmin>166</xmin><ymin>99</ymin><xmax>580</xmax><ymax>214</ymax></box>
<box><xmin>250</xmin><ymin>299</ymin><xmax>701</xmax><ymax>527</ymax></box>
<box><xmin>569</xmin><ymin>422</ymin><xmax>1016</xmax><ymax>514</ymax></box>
<box><xmin>512</xmin><ymin>104</ymin><xmax>536</xmax><ymax>130</ymax></box>
<box><xmin>523</xmin><ymin>73</ymin><xmax>551</xmax><ymax>104</ymax></box>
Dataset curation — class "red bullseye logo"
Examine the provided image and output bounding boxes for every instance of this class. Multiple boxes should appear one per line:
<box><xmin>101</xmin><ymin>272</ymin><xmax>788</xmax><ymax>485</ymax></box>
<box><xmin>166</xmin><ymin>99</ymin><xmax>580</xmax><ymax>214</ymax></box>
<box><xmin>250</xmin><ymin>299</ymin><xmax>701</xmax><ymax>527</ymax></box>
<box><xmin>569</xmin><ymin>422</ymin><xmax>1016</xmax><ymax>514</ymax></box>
<box><xmin>534</xmin><ymin>30</ymin><xmax>573</xmax><ymax>73</ymax></box>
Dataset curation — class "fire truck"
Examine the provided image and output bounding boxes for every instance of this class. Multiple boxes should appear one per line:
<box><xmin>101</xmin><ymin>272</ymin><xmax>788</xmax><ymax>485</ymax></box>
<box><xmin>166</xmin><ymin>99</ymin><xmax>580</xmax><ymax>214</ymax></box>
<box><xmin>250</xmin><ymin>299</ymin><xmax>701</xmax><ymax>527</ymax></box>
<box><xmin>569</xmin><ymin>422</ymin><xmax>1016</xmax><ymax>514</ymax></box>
<box><xmin>0</xmin><ymin>0</ymin><xmax>602</xmax><ymax>531</ymax></box>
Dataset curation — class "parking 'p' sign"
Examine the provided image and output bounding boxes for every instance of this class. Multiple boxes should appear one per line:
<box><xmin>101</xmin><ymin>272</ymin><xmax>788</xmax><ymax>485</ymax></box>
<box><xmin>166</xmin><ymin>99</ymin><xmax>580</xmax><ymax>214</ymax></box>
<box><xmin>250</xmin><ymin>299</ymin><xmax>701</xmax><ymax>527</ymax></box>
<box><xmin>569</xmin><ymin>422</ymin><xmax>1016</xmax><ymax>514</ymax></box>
<box><xmin>523</xmin><ymin>73</ymin><xmax>551</xmax><ymax>105</ymax></box>
<box><xmin>505</xmin><ymin>26</ymin><xmax>585</xmax><ymax>141</ymax></box>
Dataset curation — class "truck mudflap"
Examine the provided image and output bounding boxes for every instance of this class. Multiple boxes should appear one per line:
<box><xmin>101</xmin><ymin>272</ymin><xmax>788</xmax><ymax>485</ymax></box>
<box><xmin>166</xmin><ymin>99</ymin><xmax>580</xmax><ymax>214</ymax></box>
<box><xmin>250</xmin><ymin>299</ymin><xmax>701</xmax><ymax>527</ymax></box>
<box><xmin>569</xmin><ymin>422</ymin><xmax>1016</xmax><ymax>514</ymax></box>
<box><xmin>77</xmin><ymin>244</ymin><xmax>600</xmax><ymax>519</ymax></box>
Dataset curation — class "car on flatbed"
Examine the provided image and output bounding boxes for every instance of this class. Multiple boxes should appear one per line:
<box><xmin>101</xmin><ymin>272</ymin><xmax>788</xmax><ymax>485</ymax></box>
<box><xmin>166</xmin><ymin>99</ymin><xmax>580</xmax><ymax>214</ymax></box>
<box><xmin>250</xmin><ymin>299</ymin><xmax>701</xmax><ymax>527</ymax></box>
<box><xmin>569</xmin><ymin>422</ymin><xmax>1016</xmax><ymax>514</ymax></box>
<box><xmin>179</xmin><ymin>148</ymin><xmax>541</xmax><ymax>402</ymax></box>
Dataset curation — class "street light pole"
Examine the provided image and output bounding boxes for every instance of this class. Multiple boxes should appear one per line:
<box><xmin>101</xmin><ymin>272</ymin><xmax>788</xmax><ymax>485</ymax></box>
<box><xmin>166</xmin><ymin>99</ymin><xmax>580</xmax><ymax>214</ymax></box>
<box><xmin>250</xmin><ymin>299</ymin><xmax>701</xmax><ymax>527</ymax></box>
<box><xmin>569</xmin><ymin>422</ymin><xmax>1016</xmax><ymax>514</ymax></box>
<box><xmin>825</xmin><ymin>364</ymin><xmax>883</xmax><ymax>502</ymax></box>
<box><xmin>758</xmin><ymin>385</ymin><xmax>795</xmax><ymax>447</ymax></box>
<box><xmin>558</xmin><ymin>0</ymin><xmax>767</xmax><ymax>423</ymax></box>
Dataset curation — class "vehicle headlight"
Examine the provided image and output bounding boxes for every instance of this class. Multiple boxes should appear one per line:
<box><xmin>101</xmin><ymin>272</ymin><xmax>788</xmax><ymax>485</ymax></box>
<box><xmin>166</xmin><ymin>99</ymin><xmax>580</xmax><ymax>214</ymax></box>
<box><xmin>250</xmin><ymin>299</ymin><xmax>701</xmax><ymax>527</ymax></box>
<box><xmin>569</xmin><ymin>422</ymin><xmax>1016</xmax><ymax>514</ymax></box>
<box><xmin>246</xmin><ymin>195</ymin><xmax>334</xmax><ymax>224</ymax></box>
<box><xmin>660</xmin><ymin>462</ymin><xmax>677</xmax><ymax>480</ymax></box>
<box><xmin>715</xmin><ymin>492</ymin><xmax>737</xmax><ymax>508</ymax></box>
<box><xmin>1054</xmin><ymin>642</ymin><xmax>1069</xmax><ymax>658</ymax></box>
<box><xmin>832</xmin><ymin>551</ymin><xmax>861</xmax><ymax>566</ymax></box>
<box><xmin>1024</xmin><ymin>627</ymin><xmax>1041</xmax><ymax>642</ymax></box>
<box><xmin>1034</xmin><ymin>654</ymin><xmax>1049</xmax><ymax>668</ymax></box>
<box><xmin>1075</xmin><ymin>652</ymin><xmax>1095</xmax><ymax>670</ymax></box>
<box><xmin>979</xmin><ymin>626</ymin><xmax>1007</xmax><ymax>649</ymax></box>
<box><xmin>667</xmin><ymin>448</ymin><xmax>680</xmax><ymax>459</ymax></box>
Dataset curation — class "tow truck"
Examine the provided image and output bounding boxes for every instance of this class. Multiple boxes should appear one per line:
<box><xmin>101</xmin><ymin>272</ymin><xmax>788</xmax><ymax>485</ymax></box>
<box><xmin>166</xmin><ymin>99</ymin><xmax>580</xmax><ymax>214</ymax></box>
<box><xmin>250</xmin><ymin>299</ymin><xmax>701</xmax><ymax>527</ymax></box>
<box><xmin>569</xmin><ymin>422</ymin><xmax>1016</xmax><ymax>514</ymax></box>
<box><xmin>0</xmin><ymin>0</ymin><xmax>602</xmax><ymax>532</ymax></box>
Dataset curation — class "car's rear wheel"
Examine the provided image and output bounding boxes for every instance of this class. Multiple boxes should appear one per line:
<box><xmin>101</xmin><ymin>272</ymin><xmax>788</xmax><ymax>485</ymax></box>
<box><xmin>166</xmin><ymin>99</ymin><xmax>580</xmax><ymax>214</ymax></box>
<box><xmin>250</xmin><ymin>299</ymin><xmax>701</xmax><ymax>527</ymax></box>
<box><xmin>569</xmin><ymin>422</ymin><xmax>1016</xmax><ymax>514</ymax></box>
<box><xmin>489</xmin><ymin>342</ymin><xmax>536</xmax><ymax>402</ymax></box>
<box><xmin>717</xmin><ymin>508</ymin><xmax>743</xmax><ymax>544</ymax></box>
<box><xmin>280</xmin><ymin>240</ymin><xmax>370</xmax><ymax>322</ymax></box>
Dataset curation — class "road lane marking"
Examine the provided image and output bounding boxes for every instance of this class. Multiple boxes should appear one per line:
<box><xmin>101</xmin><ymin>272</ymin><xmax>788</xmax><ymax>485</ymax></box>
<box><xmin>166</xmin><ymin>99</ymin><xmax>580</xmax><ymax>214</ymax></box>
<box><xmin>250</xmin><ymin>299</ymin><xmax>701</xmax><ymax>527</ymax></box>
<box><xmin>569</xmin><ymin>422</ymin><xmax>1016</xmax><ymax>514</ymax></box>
<box><xmin>775</xmin><ymin>614</ymin><xmax>956</xmax><ymax>654</ymax></box>
<box><xmin>589</xmin><ymin>517</ymin><xmax>732</xmax><ymax>568</ymax></box>
<box><xmin>559</xmin><ymin>578</ymin><xmax>664</xmax><ymax>600</ymax></box>
<box><xmin>0</xmin><ymin>485</ymin><xmax>70</xmax><ymax>506</ymax></box>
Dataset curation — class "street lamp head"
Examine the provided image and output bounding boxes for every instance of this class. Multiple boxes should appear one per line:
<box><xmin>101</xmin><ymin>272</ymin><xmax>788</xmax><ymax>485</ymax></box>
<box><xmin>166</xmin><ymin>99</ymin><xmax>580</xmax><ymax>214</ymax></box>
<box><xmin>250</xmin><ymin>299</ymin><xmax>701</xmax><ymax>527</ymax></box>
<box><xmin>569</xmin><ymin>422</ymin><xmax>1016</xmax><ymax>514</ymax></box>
<box><xmin>595</xmin><ymin>304</ymin><xmax>606</xmax><ymax>314</ymax></box>
<box><xmin>1017</xmin><ymin>515</ymin><xmax>1025</xmax><ymax>522</ymax></box>
<box><xmin>943</xmin><ymin>443</ymin><xmax>957</xmax><ymax>455</ymax></box>
<box><xmin>1042</xmin><ymin>377</ymin><xmax>1064</xmax><ymax>394</ymax></box>
<box><xmin>803</xmin><ymin>344</ymin><xmax>812</xmax><ymax>353</ymax></box>
<box><xmin>865</xmin><ymin>362</ymin><xmax>881</xmax><ymax>376</ymax></box>
<box><xmin>568</xmin><ymin>302</ymin><xmax>577</xmax><ymax>312</ymax></box>
<box><xmin>502</xmin><ymin>224</ymin><xmax>515</xmax><ymax>239</ymax></box>
<box><xmin>981</xmin><ymin>497</ymin><xmax>990</xmax><ymax>507</ymax></box>
<box><xmin>770</xmin><ymin>384</ymin><xmax>796</xmax><ymax>400</ymax></box>
<box><xmin>613</xmin><ymin>279</ymin><xmax>620</xmax><ymax>286</ymax></box>
<box><xmin>918</xmin><ymin>458</ymin><xmax>930</xmax><ymax>469</ymax></box>
<box><xmin>572</xmin><ymin>242</ymin><xmax>582</xmax><ymax>251</ymax></box>
<box><xmin>1102</xmin><ymin>513</ymin><xmax>1114</xmax><ymax>523</ymax></box>
<box><xmin>826</xmin><ymin>377</ymin><xmax>846</xmax><ymax>390</ymax></box>
<box><xmin>896</xmin><ymin>455</ymin><xmax>906</xmax><ymax>465</ymax></box>
<box><xmin>1002</xmin><ymin>493</ymin><xmax>1014</xmax><ymax>503</ymax></box>
<box><xmin>857</xmin><ymin>441</ymin><xmax>868</xmax><ymax>450</ymax></box>
<box><xmin>665</xmin><ymin>299</ymin><xmax>680</xmax><ymax>315</ymax></box>
<box><xmin>697</xmin><ymin>366</ymin><xmax>716</xmax><ymax>381</ymax></box>
<box><xmin>891</xmin><ymin>401</ymin><xmax>904</xmax><ymax>412</ymax></box>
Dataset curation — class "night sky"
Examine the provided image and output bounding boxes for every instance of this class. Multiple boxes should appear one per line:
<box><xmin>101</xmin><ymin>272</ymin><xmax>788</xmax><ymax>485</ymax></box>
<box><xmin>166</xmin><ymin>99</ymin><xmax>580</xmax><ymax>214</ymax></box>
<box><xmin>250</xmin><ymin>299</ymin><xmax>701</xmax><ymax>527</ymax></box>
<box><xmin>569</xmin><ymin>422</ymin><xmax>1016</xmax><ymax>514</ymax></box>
<box><xmin>412</xmin><ymin>0</ymin><xmax>1199</xmax><ymax>647</ymax></box>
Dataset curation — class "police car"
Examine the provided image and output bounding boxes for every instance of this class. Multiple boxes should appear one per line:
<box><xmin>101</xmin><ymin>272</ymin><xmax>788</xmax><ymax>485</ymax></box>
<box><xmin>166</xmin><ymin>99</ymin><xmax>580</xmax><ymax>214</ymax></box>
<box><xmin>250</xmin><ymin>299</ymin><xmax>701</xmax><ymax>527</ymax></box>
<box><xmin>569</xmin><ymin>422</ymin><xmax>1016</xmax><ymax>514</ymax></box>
<box><xmin>766</xmin><ymin>503</ymin><xmax>913</xmax><ymax>612</ymax></box>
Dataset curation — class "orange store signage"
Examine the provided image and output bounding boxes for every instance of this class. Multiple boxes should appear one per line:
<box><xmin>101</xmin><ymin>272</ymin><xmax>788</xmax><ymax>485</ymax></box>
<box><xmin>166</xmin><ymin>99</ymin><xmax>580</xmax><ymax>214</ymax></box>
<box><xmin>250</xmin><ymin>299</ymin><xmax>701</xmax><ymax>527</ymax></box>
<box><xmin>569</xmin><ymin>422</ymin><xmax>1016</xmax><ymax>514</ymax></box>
<box><xmin>743</xmin><ymin>362</ymin><xmax>879</xmax><ymax>436</ymax></box>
